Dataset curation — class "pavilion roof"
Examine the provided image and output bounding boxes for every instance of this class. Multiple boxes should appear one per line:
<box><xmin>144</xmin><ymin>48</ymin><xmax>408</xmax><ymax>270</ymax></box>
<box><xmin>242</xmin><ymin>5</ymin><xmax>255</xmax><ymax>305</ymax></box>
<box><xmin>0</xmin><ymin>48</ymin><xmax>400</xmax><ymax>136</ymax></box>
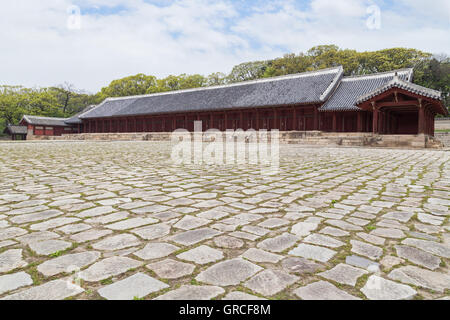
<box><xmin>319</xmin><ymin>69</ymin><xmax>414</xmax><ymax>112</ymax></box>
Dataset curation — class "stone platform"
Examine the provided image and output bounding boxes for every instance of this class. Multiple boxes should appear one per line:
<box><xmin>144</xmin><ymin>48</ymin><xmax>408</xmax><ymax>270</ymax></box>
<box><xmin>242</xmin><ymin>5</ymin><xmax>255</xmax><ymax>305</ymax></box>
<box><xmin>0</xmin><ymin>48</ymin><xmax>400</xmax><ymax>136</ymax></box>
<box><xmin>29</xmin><ymin>131</ymin><xmax>444</xmax><ymax>149</ymax></box>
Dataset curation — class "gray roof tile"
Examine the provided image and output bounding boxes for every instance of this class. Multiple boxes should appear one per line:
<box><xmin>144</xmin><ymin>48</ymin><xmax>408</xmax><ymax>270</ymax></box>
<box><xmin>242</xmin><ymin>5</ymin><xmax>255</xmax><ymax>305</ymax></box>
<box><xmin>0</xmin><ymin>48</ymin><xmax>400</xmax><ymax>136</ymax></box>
<box><xmin>21</xmin><ymin>115</ymin><xmax>70</xmax><ymax>127</ymax></box>
<box><xmin>81</xmin><ymin>67</ymin><xmax>343</xmax><ymax>119</ymax></box>
<box><xmin>319</xmin><ymin>69</ymin><xmax>414</xmax><ymax>112</ymax></box>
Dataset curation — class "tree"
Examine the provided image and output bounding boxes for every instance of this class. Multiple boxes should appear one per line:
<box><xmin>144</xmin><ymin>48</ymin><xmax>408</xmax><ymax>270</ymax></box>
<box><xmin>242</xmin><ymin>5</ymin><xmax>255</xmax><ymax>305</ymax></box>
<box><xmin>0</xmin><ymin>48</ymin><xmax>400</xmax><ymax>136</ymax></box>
<box><xmin>100</xmin><ymin>74</ymin><xmax>158</xmax><ymax>98</ymax></box>
<box><xmin>227</xmin><ymin>61</ymin><xmax>268</xmax><ymax>83</ymax></box>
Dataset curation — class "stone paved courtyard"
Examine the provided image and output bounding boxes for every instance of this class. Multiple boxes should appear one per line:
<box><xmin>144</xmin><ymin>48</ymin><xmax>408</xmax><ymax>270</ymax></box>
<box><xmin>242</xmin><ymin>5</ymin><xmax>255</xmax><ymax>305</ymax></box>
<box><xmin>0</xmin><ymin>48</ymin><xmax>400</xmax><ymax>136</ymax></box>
<box><xmin>0</xmin><ymin>141</ymin><xmax>449</xmax><ymax>300</ymax></box>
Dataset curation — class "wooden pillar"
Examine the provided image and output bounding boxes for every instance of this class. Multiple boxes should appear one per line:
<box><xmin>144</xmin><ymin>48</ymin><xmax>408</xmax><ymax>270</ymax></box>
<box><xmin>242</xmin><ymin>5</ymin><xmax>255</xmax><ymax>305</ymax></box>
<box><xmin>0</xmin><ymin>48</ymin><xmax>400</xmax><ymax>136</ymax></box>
<box><xmin>372</xmin><ymin>103</ymin><xmax>379</xmax><ymax>134</ymax></box>
<box><xmin>418</xmin><ymin>99</ymin><xmax>425</xmax><ymax>134</ymax></box>
<box><xmin>172</xmin><ymin>117</ymin><xmax>176</xmax><ymax>131</ymax></box>
<box><xmin>224</xmin><ymin>113</ymin><xmax>228</xmax><ymax>131</ymax></box>
<box><xmin>332</xmin><ymin>113</ymin><xmax>337</xmax><ymax>132</ymax></box>
<box><xmin>240</xmin><ymin>111</ymin><xmax>244</xmax><ymax>130</ymax></box>
<box><xmin>293</xmin><ymin>107</ymin><xmax>298</xmax><ymax>131</ymax></box>
<box><xmin>274</xmin><ymin>109</ymin><xmax>278</xmax><ymax>130</ymax></box>
<box><xmin>314</xmin><ymin>107</ymin><xmax>319</xmax><ymax>131</ymax></box>
<box><xmin>357</xmin><ymin>112</ymin><xmax>363</xmax><ymax>132</ymax></box>
<box><xmin>255</xmin><ymin>110</ymin><xmax>260</xmax><ymax>130</ymax></box>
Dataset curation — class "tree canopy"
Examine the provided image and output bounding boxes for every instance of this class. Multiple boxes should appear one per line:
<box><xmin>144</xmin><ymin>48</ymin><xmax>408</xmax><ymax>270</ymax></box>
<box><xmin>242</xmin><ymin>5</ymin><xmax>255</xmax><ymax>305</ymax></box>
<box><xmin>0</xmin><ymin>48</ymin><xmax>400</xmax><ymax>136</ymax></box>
<box><xmin>1</xmin><ymin>45</ymin><xmax>449</xmax><ymax>134</ymax></box>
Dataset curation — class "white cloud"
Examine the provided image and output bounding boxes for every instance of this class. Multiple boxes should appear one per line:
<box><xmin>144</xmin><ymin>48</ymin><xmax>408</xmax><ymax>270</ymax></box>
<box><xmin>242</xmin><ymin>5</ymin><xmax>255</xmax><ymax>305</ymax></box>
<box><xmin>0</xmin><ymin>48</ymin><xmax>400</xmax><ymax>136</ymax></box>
<box><xmin>0</xmin><ymin>0</ymin><xmax>448</xmax><ymax>93</ymax></box>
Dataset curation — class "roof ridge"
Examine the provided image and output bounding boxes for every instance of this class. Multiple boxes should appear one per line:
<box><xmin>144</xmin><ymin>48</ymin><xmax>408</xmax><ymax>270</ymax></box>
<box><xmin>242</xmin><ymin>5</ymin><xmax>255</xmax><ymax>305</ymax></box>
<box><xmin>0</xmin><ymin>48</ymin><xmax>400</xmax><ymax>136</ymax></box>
<box><xmin>342</xmin><ymin>68</ymin><xmax>413</xmax><ymax>81</ymax></box>
<box><xmin>102</xmin><ymin>66</ymin><xmax>344</xmax><ymax>103</ymax></box>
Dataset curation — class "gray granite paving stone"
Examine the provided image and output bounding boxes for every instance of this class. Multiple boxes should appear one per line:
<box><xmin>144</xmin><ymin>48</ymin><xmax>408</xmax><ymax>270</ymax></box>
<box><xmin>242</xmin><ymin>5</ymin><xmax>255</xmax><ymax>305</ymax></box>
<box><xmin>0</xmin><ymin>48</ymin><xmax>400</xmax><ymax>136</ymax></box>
<box><xmin>173</xmin><ymin>215</ymin><xmax>211</xmax><ymax>230</ymax></box>
<box><xmin>290</xmin><ymin>222</ymin><xmax>318</xmax><ymax>237</ymax></box>
<box><xmin>16</xmin><ymin>231</ymin><xmax>59</xmax><ymax>244</ymax></box>
<box><xmin>401</xmin><ymin>238</ymin><xmax>450</xmax><ymax>258</ymax></box>
<box><xmin>371</xmin><ymin>228</ymin><xmax>406</xmax><ymax>239</ymax></box>
<box><xmin>257</xmin><ymin>233</ymin><xmax>298</xmax><ymax>253</ymax></box>
<box><xmin>222</xmin><ymin>291</ymin><xmax>267</xmax><ymax>300</ymax></box>
<box><xmin>288</xmin><ymin>244</ymin><xmax>336</xmax><ymax>262</ymax></box>
<box><xmin>37</xmin><ymin>251</ymin><xmax>101</xmax><ymax>277</ymax></box>
<box><xmin>196</xmin><ymin>258</ymin><xmax>263</xmax><ymax>286</ymax></box>
<box><xmin>0</xmin><ymin>227</ymin><xmax>28</xmax><ymax>241</ymax></box>
<box><xmin>346</xmin><ymin>255</ymin><xmax>380</xmax><ymax>270</ymax></box>
<box><xmin>154</xmin><ymin>285</ymin><xmax>224</xmax><ymax>300</ymax></box>
<box><xmin>294</xmin><ymin>281</ymin><xmax>360</xmax><ymax>300</ymax></box>
<box><xmin>350</xmin><ymin>240</ymin><xmax>383</xmax><ymax>260</ymax></box>
<box><xmin>105</xmin><ymin>217</ymin><xmax>158</xmax><ymax>230</ymax></box>
<box><xmin>98</xmin><ymin>273</ymin><xmax>169</xmax><ymax>300</ymax></box>
<box><xmin>318</xmin><ymin>263</ymin><xmax>368</xmax><ymax>286</ymax></box>
<box><xmin>76</xmin><ymin>206</ymin><xmax>115</xmax><ymax>218</ymax></box>
<box><xmin>244</xmin><ymin>270</ymin><xmax>299</xmax><ymax>296</ymax></box>
<box><xmin>177</xmin><ymin>245</ymin><xmax>224</xmax><ymax>265</ymax></box>
<box><xmin>92</xmin><ymin>234</ymin><xmax>141</xmax><ymax>251</ymax></box>
<box><xmin>132</xmin><ymin>223</ymin><xmax>171</xmax><ymax>240</ymax></box>
<box><xmin>380</xmin><ymin>256</ymin><xmax>404</xmax><ymax>270</ymax></box>
<box><xmin>29</xmin><ymin>240</ymin><xmax>72</xmax><ymax>256</ymax></box>
<box><xmin>30</xmin><ymin>217</ymin><xmax>80</xmax><ymax>231</ymax></box>
<box><xmin>395</xmin><ymin>245</ymin><xmax>441</xmax><ymax>270</ymax></box>
<box><xmin>70</xmin><ymin>229</ymin><xmax>113</xmax><ymax>243</ymax></box>
<box><xmin>281</xmin><ymin>257</ymin><xmax>322</xmax><ymax>274</ymax></box>
<box><xmin>361</xmin><ymin>275</ymin><xmax>417</xmax><ymax>300</ymax></box>
<box><xmin>242</xmin><ymin>248</ymin><xmax>283</xmax><ymax>263</ymax></box>
<box><xmin>146</xmin><ymin>259</ymin><xmax>195</xmax><ymax>279</ymax></box>
<box><xmin>0</xmin><ymin>272</ymin><xmax>33</xmax><ymax>295</ymax></box>
<box><xmin>9</xmin><ymin>210</ymin><xmax>63</xmax><ymax>224</ymax></box>
<box><xmin>1</xmin><ymin>279</ymin><xmax>84</xmax><ymax>300</ymax></box>
<box><xmin>133</xmin><ymin>243</ymin><xmax>179</xmax><ymax>260</ymax></box>
<box><xmin>388</xmin><ymin>266</ymin><xmax>450</xmax><ymax>293</ymax></box>
<box><xmin>79</xmin><ymin>256</ymin><xmax>143</xmax><ymax>282</ymax></box>
<box><xmin>168</xmin><ymin>228</ymin><xmax>222</xmax><ymax>246</ymax></box>
<box><xmin>304</xmin><ymin>233</ymin><xmax>345</xmax><ymax>248</ymax></box>
<box><xmin>57</xmin><ymin>223</ymin><xmax>92</xmax><ymax>234</ymax></box>
<box><xmin>213</xmin><ymin>235</ymin><xmax>244</xmax><ymax>249</ymax></box>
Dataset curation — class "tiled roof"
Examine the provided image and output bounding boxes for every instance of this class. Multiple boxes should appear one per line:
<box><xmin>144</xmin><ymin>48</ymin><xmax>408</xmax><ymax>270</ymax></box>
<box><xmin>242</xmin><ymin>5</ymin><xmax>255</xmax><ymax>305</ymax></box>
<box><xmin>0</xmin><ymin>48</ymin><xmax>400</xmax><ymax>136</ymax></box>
<box><xmin>356</xmin><ymin>75</ymin><xmax>442</xmax><ymax>104</ymax></box>
<box><xmin>80</xmin><ymin>67</ymin><xmax>344</xmax><ymax>119</ymax></box>
<box><xmin>319</xmin><ymin>69</ymin><xmax>414</xmax><ymax>112</ymax></box>
<box><xmin>21</xmin><ymin>115</ymin><xmax>70</xmax><ymax>127</ymax></box>
<box><xmin>4</xmin><ymin>125</ymin><xmax>28</xmax><ymax>135</ymax></box>
<box><xmin>65</xmin><ymin>105</ymin><xmax>97</xmax><ymax>124</ymax></box>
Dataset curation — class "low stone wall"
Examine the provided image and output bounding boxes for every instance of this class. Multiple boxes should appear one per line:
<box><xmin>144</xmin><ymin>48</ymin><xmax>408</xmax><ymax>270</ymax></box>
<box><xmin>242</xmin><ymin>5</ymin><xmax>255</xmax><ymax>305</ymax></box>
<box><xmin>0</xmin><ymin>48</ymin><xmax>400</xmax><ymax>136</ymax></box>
<box><xmin>26</xmin><ymin>131</ymin><xmax>445</xmax><ymax>149</ymax></box>
<box><xmin>435</xmin><ymin>119</ymin><xmax>450</xmax><ymax>131</ymax></box>
<box><xmin>435</xmin><ymin>132</ymin><xmax>450</xmax><ymax>148</ymax></box>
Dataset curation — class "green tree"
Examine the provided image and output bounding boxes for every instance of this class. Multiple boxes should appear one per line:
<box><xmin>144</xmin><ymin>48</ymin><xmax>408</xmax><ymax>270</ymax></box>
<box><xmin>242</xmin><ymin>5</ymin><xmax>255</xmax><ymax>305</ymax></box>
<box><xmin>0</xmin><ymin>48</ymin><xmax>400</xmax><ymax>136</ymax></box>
<box><xmin>100</xmin><ymin>74</ymin><xmax>158</xmax><ymax>98</ymax></box>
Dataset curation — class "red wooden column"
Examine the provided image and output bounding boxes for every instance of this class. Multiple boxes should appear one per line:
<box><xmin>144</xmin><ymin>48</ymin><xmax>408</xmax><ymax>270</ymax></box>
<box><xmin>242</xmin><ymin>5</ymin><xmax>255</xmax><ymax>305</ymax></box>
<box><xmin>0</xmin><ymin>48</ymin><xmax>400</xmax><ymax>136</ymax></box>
<box><xmin>418</xmin><ymin>99</ymin><xmax>425</xmax><ymax>134</ymax></box>
<box><xmin>255</xmin><ymin>110</ymin><xmax>260</xmax><ymax>130</ymax></box>
<box><xmin>332</xmin><ymin>113</ymin><xmax>337</xmax><ymax>132</ymax></box>
<box><xmin>314</xmin><ymin>107</ymin><xmax>319</xmax><ymax>131</ymax></box>
<box><xmin>293</xmin><ymin>107</ymin><xmax>298</xmax><ymax>131</ymax></box>
<box><xmin>240</xmin><ymin>111</ymin><xmax>244</xmax><ymax>130</ymax></box>
<box><xmin>357</xmin><ymin>112</ymin><xmax>363</xmax><ymax>132</ymax></box>
<box><xmin>372</xmin><ymin>103</ymin><xmax>379</xmax><ymax>134</ymax></box>
<box><xmin>431</xmin><ymin>111</ymin><xmax>435</xmax><ymax>136</ymax></box>
<box><xmin>274</xmin><ymin>109</ymin><xmax>278</xmax><ymax>130</ymax></box>
<box><xmin>224</xmin><ymin>113</ymin><xmax>228</xmax><ymax>131</ymax></box>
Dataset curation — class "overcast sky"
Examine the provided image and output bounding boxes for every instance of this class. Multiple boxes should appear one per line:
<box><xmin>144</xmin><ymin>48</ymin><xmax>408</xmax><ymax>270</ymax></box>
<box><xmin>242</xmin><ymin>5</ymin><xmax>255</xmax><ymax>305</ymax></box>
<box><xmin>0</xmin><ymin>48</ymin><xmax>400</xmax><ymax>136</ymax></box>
<box><xmin>1</xmin><ymin>0</ymin><xmax>449</xmax><ymax>93</ymax></box>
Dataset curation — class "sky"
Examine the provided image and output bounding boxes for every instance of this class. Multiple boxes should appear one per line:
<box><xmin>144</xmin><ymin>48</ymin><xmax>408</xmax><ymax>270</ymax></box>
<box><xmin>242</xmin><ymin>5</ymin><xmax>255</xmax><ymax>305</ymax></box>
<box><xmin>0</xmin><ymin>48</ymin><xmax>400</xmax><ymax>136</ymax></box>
<box><xmin>0</xmin><ymin>0</ymin><xmax>449</xmax><ymax>93</ymax></box>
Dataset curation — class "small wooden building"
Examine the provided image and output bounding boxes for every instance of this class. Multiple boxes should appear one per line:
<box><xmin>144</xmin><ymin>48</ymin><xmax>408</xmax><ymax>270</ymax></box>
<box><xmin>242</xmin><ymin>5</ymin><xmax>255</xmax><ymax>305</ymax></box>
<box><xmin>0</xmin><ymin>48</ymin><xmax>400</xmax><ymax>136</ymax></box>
<box><xmin>3</xmin><ymin>125</ymin><xmax>28</xmax><ymax>140</ymax></box>
<box><xmin>19</xmin><ymin>115</ymin><xmax>79</xmax><ymax>137</ymax></box>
